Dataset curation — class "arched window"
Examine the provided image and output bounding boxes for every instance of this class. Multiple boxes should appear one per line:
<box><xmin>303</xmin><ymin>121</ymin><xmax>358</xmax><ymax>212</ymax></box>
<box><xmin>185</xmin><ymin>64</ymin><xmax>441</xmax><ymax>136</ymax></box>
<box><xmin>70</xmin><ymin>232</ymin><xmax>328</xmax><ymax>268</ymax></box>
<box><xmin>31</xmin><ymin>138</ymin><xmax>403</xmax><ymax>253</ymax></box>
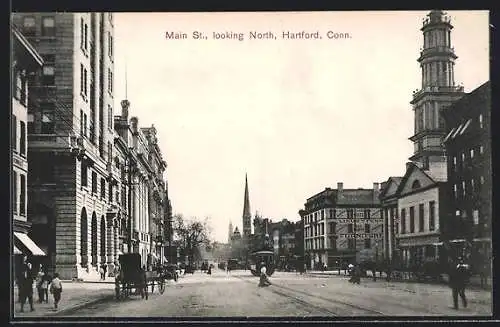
<box><xmin>100</xmin><ymin>216</ymin><xmax>106</xmax><ymax>259</ymax></box>
<box><xmin>412</xmin><ymin>180</ymin><xmax>421</xmax><ymax>190</ymax></box>
<box><xmin>80</xmin><ymin>208</ymin><xmax>88</xmax><ymax>266</ymax></box>
<box><xmin>91</xmin><ymin>212</ymin><xmax>98</xmax><ymax>265</ymax></box>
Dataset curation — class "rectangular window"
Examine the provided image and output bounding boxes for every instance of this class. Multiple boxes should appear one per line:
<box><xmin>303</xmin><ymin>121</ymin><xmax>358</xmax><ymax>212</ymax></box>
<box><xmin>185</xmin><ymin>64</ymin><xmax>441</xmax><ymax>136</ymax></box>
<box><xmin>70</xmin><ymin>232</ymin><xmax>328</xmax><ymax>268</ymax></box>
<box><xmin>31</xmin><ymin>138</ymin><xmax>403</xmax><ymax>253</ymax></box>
<box><xmin>401</xmin><ymin>208</ymin><xmax>406</xmax><ymax>234</ymax></box>
<box><xmin>40</xmin><ymin>102</ymin><xmax>55</xmax><ymax>134</ymax></box>
<box><xmin>84</xmin><ymin>114</ymin><xmax>87</xmax><ymax>137</ymax></box>
<box><xmin>329</xmin><ymin>222</ymin><xmax>336</xmax><ymax>234</ymax></box>
<box><xmin>480</xmin><ymin>176</ymin><xmax>485</xmax><ymax>185</ymax></box>
<box><xmin>80</xmin><ymin>18</ymin><xmax>84</xmax><ymax>49</ymax></box>
<box><xmin>107</xmin><ymin>141</ymin><xmax>112</xmax><ymax>163</ymax></box>
<box><xmin>471</xmin><ymin>179</ymin><xmax>475</xmax><ymax>192</ymax></box>
<box><xmin>91</xmin><ymin>171</ymin><xmax>97</xmax><ymax>193</ymax></box>
<box><xmin>364</xmin><ymin>209</ymin><xmax>370</xmax><ymax>219</ymax></box>
<box><xmin>100</xmin><ymin>178</ymin><xmax>106</xmax><ymax>199</ymax></box>
<box><xmin>418</xmin><ymin>204</ymin><xmax>424</xmax><ymax>232</ymax></box>
<box><xmin>462</xmin><ymin>181</ymin><xmax>466</xmax><ymax>197</ymax></box>
<box><xmin>109</xmin><ymin>183</ymin><xmax>114</xmax><ymax>203</ymax></box>
<box><xmin>409</xmin><ymin>207</ymin><xmax>415</xmax><ymax>233</ymax></box>
<box><xmin>470</xmin><ymin>149</ymin><xmax>474</xmax><ymax>158</ymax></box>
<box><xmin>429</xmin><ymin>201</ymin><xmax>435</xmax><ymax>231</ymax></box>
<box><xmin>454</xmin><ymin>184</ymin><xmax>458</xmax><ymax>198</ymax></box>
<box><xmin>20</xmin><ymin>122</ymin><xmax>26</xmax><ymax>156</ymax></box>
<box><xmin>81</xmin><ymin>161</ymin><xmax>88</xmax><ymax>187</ymax></box>
<box><xmin>364</xmin><ymin>238</ymin><xmax>371</xmax><ymax>249</ymax></box>
<box><xmin>108</xmin><ymin>32</ymin><xmax>113</xmax><ymax>58</ymax></box>
<box><xmin>41</xmin><ymin>17</ymin><xmax>55</xmax><ymax>36</ymax></box>
<box><xmin>364</xmin><ymin>223</ymin><xmax>370</xmax><ymax>233</ymax></box>
<box><xmin>480</xmin><ymin>145</ymin><xmax>484</xmax><ymax>155</ymax></box>
<box><xmin>321</xmin><ymin>210</ymin><xmax>324</xmax><ymax>220</ymax></box>
<box><xmin>80</xmin><ymin>64</ymin><xmax>84</xmax><ymax>94</ymax></box>
<box><xmin>347</xmin><ymin>209</ymin><xmax>354</xmax><ymax>219</ymax></box>
<box><xmin>107</xmin><ymin>105</ymin><xmax>113</xmax><ymax>129</ymax></box>
<box><xmin>84</xmin><ymin>68</ymin><xmax>88</xmax><ymax>96</ymax></box>
<box><xmin>20</xmin><ymin>174</ymin><xmax>26</xmax><ymax>215</ymax></box>
<box><xmin>108</xmin><ymin>69</ymin><xmax>113</xmax><ymax>94</ymax></box>
<box><xmin>80</xmin><ymin>110</ymin><xmax>84</xmax><ymax>135</ymax></box>
<box><xmin>348</xmin><ymin>239</ymin><xmax>355</xmax><ymax>249</ymax></box>
<box><xmin>12</xmin><ymin>171</ymin><xmax>17</xmax><ymax>214</ymax></box>
<box><xmin>84</xmin><ymin>23</ymin><xmax>88</xmax><ymax>50</ymax></box>
<box><xmin>347</xmin><ymin>224</ymin><xmax>353</xmax><ymax>234</ymax></box>
<box><xmin>473</xmin><ymin>210</ymin><xmax>479</xmax><ymax>225</ymax></box>
<box><xmin>22</xmin><ymin>16</ymin><xmax>36</xmax><ymax>36</ymax></box>
<box><xmin>479</xmin><ymin>114</ymin><xmax>483</xmax><ymax>128</ymax></box>
<box><xmin>27</xmin><ymin>113</ymin><xmax>34</xmax><ymax>134</ymax></box>
<box><xmin>12</xmin><ymin>115</ymin><xmax>17</xmax><ymax>151</ymax></box>
<box><xmin>42</xmin><ymin>65</ymin><xmax>55</xmax><ymax>85</ymax></box>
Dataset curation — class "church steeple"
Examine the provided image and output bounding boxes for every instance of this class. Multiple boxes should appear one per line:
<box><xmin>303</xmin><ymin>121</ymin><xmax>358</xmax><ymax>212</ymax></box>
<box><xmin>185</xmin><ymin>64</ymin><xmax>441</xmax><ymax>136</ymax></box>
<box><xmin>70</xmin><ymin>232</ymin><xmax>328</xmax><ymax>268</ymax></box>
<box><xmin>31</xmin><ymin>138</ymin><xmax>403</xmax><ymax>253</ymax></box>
<box><xmin>409</xmin><ymin>10</ymin><xmax>464</xmax><ymax>177</ymax></box>
<box><xmin>228</xmin><ymin>221</ymin><xmax>233</xmax><ymax>244</ymax></box>
<box><xmin>242</xmin><ymin>173</ymin><xmax>252</xmax><ymax>237</ymax></box>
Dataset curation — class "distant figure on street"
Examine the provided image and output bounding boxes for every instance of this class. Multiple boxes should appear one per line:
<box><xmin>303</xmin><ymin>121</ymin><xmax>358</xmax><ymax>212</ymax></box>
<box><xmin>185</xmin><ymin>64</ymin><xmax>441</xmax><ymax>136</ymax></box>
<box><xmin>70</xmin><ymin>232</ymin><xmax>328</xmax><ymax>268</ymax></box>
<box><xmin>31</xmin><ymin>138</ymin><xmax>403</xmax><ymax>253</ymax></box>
<box><xmin>35</xmin><ymin>265</ymin><xmax>49</xmax><ymax>303</ymax></box>
<box><xmin>449</xmin><ymin>257</ymin><xmax>470</xmax><ymax>310</ymax></box>
<box><xmin>259</xmin><ymin>261</ymin><xmax>271</xmax><ymax>287</ymax></box>
<box><xmin>99</xmin><ymin>265</ymin><xmax>105</xmax><ymax>281</ymax></box>
<box><xmin>18</xmin><ymin>256</ymin><xmax>35</xmax><ymax>312</ymax></box>
<box><xmin>49</xmin><ymin>273</ymin><xmax>62</xmax><ymax>310</ymax></box>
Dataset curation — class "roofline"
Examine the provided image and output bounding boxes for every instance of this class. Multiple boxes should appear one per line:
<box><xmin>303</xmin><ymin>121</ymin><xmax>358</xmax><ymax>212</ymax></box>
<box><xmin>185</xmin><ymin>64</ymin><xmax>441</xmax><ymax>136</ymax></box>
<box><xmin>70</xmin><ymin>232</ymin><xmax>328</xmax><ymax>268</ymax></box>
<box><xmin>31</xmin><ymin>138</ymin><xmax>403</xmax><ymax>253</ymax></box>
<box><xmin>12</xmin><ymin>25</ymin><xmax>44</xmax><ymax>67</ymax></box>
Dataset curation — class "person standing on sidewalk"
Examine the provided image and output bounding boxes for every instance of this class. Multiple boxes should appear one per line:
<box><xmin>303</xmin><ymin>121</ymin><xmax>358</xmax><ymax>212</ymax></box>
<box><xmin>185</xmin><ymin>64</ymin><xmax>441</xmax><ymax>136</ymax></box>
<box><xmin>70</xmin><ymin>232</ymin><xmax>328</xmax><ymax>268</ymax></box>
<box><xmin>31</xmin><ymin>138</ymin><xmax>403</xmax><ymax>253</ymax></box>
<box><xmin>35</xmin><ymin>265</ymin><xmax>46</xmax><ymax>303</ymax></box>
<box><xmin>49</xmin><ymin>273</ymin><xmax>63</xmax><ymax>310</ymax></box>
<box><xmin>18</xmin><ymin>256</ymin><xmax>35</xmax><ymax>312</ymax></box>
<box><xmin>449</xmin><ymin>257</ymin><xmax>470</xmax><ymax>310</ymax></box>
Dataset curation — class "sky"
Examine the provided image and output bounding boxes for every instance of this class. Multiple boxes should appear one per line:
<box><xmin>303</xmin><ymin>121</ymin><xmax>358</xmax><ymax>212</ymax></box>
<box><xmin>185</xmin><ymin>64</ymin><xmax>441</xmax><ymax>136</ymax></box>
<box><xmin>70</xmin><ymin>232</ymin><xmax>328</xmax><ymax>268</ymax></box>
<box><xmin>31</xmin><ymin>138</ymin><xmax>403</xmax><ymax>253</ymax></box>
<box><xmin>112</xmin><ymin>11</ymin><xmax>489</xmax><ymax>243</ymax></box>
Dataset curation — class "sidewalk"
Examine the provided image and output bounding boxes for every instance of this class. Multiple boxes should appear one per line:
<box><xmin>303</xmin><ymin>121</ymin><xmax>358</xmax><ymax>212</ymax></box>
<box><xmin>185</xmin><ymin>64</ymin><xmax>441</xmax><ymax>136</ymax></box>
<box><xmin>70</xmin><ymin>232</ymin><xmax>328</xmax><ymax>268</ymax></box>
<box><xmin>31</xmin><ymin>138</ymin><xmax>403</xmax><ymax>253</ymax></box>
<box><xmin>306</xmin><ymin>270</ymin><xmax>492</xmax><ymax>290</ymax></box>
<box><xmin>13</xmin><ymin>281</ymin><xmax>115</xmax><ymax>318</ymax></box>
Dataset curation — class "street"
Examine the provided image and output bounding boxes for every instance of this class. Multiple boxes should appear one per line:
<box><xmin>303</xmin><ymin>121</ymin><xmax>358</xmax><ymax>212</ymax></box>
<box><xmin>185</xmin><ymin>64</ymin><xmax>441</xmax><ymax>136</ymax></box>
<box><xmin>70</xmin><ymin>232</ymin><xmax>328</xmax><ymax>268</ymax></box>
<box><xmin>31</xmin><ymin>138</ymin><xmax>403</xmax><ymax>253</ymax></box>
<box><xmin>62</xmin><ymin>269</ymin><xmax>492</xmax><ymax>317</ymax></box>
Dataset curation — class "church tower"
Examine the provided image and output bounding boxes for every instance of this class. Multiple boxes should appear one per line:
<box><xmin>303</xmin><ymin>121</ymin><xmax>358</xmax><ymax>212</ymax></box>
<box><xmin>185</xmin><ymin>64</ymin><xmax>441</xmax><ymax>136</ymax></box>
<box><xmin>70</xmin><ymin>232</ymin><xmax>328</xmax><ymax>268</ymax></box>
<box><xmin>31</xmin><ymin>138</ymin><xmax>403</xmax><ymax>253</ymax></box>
<box><xmin>242</xmin><ymin>174</ymin><xmax>252</xmax><ymax>237</ymax></box>
<box><xmin>228</xmin><ymin>221</ymin><xmax>233</xmax><ymax>244</ymax></box>
<box><xmin>409</xmin><ymin>10</ymin><xmax>465</xmax><ymax>179</ymax></box>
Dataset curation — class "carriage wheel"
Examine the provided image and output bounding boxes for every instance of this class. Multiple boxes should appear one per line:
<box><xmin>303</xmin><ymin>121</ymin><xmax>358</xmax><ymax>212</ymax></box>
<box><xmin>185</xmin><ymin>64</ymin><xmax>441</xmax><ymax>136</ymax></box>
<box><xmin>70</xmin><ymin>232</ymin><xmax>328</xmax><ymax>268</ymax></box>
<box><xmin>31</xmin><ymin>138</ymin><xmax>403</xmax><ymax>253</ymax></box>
<box><xmin>159</xmin><ymin>280</ymin><xmax>165</xmax><ymax>294</ymax></box>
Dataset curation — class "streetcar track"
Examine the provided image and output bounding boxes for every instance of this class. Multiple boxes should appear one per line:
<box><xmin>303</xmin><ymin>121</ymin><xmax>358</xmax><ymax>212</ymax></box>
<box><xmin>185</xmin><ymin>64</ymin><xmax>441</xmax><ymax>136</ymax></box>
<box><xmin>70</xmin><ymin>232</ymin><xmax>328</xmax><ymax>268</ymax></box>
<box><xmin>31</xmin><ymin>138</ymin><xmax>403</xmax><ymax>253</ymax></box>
<box><xmin>236</xmin><ymin>276</ymin><xmax>384</xmax><ymax>316</ymax></box>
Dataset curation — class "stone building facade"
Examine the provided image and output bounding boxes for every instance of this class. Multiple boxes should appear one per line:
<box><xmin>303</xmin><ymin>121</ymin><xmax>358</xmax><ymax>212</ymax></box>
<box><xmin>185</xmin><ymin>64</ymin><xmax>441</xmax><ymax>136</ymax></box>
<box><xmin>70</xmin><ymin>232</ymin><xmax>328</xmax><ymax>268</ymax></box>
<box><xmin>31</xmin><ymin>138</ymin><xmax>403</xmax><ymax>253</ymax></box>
<box><xmin>379</xmin><ymin>177</ymin><xmax>402</xmax><ymax>262</ymax></box>
<box><xmin>300</xmin><ymin>182</ymin><xmax>382</xmax><ymax>269</ymax></box>
<box><xmin>12</xmin><ymin>12</ymin><xmax>117</xmax><ymax>280</ymax></box>
<box><xmin>442</xmin><ymin>81</ymin><xmax>491</xmax><ymax>269</ymax></box>
<box><xmin>12</xmin><ymin>25</ymin><xmax>46</xmax><ymax>271</ymax></box>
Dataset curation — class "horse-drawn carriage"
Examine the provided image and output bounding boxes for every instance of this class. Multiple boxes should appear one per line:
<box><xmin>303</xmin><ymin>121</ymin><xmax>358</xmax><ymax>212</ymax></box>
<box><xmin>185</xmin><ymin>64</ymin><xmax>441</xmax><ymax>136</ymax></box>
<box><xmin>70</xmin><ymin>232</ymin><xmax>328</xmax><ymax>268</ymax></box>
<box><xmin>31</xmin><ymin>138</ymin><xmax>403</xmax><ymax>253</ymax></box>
<box><xmin>249</xmin><ymin>250</ymin><xmax>275</xmax><ymax>277</ymax></box>
<box><xmin>115</xmin><ymin>253</ymin><xmax>175</xmax><ymax>300</ymax></box>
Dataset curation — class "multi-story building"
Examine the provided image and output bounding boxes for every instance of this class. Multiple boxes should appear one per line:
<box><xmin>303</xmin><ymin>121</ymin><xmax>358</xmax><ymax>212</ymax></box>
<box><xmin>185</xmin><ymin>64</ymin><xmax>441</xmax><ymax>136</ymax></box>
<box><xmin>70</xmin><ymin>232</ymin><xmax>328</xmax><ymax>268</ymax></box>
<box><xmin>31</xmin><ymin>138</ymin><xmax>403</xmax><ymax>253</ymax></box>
<box><xmin>300</xmin><ymin>182</ymin><xmax>382</xmax><ymax>269</ymax></box>
<box><xmin>395</xmin><ymin>10</ymin><xmax>466</xmax><ymax>268</ymax></box>
<box><xmin>379</xmin><ymin>177</ymin><xmax>402</xmax><ymax>262</ymax></box>
<box><xmin>12</xmin><ymin>25</ymin><xmax>46</xmax><ymax>274</ymax></box>
<box><xmin>12</xmin><ymin>13</ymin><xmax>117</xmax><ymax>279</ymax></box>
<box><xmin>141</xmin><ymin>125</ymin><xmax>168</xmax><ymax>266</ymax></box>
<box><xmin>395</xmin><ymin>162</ymin><xmax>448</xmax><ymax>267</ymax></box>
<box><xmin>442</xmin><ymin>81</ymin><xmax>491</xmax><ymax>268</ymax></box>
<box><xmin>129</xmin><ymin>117</ymin><xmax>153</xmax><ymax>268</ymax></box>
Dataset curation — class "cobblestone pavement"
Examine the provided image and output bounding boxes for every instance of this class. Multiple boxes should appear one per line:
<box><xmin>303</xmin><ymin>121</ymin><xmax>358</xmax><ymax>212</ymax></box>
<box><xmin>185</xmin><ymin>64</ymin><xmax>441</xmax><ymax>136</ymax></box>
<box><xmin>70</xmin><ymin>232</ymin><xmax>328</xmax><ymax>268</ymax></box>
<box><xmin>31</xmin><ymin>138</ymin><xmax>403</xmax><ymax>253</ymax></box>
<box><xmin>60</xmin><ymin>270</ymin><xmax>491</xmax><ymax>318</ymax></box>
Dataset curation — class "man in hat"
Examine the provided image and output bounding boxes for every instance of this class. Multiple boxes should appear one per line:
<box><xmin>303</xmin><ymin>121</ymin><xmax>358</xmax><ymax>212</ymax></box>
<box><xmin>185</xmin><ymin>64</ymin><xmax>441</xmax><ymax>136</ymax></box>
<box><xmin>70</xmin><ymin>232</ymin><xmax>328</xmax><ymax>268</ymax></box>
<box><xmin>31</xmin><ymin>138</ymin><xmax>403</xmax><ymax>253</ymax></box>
<box><xmin>18</xmin><ymin>255</ymin><xmax>35</xmax><ymax>312</ymax></box>
<box><xmin>449</xmin><ymin>257</ymin><xmax>470</xmax><ymax>310</ymax></box>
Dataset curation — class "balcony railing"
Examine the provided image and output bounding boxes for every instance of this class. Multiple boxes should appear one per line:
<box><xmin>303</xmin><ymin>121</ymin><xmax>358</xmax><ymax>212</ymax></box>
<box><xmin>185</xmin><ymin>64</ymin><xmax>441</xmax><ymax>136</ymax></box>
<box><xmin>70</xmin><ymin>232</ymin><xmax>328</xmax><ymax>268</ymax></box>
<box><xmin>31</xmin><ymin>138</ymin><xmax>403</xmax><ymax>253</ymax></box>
<box><xmin>412</xmin><ymin>85</ymin><xmax>464</xmax><ymax>99</ymax></box>
<box><xmin>420</xmin><ymin>46</ymin><xmax>455</xmax><ymax>58</ymax></box>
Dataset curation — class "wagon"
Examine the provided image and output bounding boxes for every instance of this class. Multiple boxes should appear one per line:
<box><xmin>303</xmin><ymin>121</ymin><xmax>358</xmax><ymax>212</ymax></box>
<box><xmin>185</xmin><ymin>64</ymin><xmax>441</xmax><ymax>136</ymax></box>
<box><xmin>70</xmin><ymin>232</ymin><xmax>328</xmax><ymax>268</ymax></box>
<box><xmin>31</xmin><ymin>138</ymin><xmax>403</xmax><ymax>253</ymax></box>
<box><xmin>249</xmin><ymin>250</ymin><xmax>275</xmax><ymax>277</ymax></box>
<box><xmin>115</xmin><ymin>253</ymin><xmax>168</xmax><ymax>300</ymax></box>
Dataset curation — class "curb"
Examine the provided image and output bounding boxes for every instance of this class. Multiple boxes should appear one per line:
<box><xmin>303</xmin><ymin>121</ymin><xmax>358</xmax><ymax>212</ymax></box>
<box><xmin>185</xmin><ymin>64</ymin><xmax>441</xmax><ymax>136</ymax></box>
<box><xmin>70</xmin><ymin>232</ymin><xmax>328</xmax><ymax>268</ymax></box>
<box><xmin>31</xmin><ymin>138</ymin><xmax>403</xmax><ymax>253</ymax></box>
<box><xmin>65</xmin><ymin>280</ymin><xmax>116</xmax><ymax>285</ymax></box>
<box><xmin>48</xmin><ymin>293</ymin><xmax>115</xmax><ymax>316</ymax></box>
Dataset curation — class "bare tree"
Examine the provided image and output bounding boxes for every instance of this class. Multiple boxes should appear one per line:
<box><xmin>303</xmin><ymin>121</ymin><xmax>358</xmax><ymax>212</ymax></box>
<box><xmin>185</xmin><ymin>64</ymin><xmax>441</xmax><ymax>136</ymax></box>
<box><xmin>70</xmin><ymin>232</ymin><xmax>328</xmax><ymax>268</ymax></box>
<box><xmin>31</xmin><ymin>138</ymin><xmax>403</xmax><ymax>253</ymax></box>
<box><xmin>172</xmin><ymin>214</ymin><xmax>212</xmax><ymax>265</ymax></box>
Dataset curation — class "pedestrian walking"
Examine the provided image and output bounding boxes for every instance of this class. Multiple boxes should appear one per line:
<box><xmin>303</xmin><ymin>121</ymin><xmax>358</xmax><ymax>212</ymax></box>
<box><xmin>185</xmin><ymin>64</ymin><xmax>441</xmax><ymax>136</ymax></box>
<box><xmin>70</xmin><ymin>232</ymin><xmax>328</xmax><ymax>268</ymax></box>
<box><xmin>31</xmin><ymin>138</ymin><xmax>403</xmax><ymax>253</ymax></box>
<box><xmin>99</xmin><ymin>265</ymin><xmax>105</xmax><ymax>281</ymax></box>
<box><xmin>49</xmin><ymin>273</ymin><xmax>63</xmax><ymax>310</ymax></box>
<box><xmin>35</xmin><ymin>265</ymin><xmax>48</xmax><ymax>303</ymax></box>
<box><xmin>18</xmin><ymin>256</ymin><xmax>35</xmax><ymax>312</ymax></box>
<box><xmin>103</xmin><ymin>264</ymin><xmax>108</xmax><ymax>279</ymax></box>
<box><xmin>258</xmin><ymin>262</ymin><xmax>271</xmax><ymax>287</ymax></box>
<box><xmin>449</xmin><ymin>257</ymin><xmax>470</xmax><ymax>310</ymax></box>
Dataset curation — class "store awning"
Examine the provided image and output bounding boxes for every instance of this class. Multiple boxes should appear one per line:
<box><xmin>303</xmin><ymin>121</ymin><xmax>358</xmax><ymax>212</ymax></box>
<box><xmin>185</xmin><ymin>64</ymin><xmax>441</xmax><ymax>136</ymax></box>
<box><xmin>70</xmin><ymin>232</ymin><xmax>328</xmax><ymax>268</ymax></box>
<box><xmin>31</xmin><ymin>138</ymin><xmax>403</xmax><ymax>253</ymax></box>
<box><xmin>14</xmin><ymin>232</ymin><xmax>46</xmax><ymax>256</ymax></box>
<box><xmin>14</xmin><ymin>245</ymin><xmax>22</xmax><ymax>255</ymax></box>
<box><xmin>450</xmin><ymin>239</ymin><xmax>467</xmax><ymax>243</ymax></box>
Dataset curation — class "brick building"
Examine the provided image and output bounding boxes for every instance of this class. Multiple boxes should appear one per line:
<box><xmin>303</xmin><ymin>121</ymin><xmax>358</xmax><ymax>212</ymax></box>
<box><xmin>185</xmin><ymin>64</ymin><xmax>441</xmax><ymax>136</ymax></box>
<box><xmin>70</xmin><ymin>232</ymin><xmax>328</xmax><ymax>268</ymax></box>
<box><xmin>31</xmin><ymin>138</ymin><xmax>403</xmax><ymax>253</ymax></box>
<box><xmin>12</xmin><ymin>25</ymin><xmax>46</xmax><ymax>272</ymax></box>
<box><xmin>442</xmin><ymin>81</ymin><xmax>491</xmax><ymax>268</ymax></box>
<box><xmin>12</xmin><ymin>13</ymin><xmax>117</xmax><ymax>279</ymax></box>
<box><xmin>300</xmin><ymin>182</ymin><xmax>382</xmax><ymax>269</ymax></box>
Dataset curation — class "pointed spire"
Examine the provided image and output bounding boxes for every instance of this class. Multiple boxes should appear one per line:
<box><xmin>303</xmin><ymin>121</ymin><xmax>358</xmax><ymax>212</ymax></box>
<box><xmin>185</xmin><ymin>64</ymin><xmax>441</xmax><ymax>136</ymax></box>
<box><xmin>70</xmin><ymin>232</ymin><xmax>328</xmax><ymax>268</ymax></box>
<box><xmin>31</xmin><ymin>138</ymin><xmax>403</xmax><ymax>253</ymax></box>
<box><xmin>242</xmin><ymin>173</ymin><xmax>251</xmax><ymax>237</ymax></box>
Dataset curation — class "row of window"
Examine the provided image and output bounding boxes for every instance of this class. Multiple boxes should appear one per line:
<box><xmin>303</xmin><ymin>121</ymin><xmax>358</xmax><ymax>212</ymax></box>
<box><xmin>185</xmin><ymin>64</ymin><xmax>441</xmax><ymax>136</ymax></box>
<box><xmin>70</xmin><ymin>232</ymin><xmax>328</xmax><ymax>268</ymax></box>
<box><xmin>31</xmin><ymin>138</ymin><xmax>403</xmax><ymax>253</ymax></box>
<box><xmin>455</xmin><ymin>209</ymin><xmax>481</xmax><ymax>225</ymax></box>
<box><xmin>12</xmin><ymin>115</ymin><xmax>27</xmax><ymax>156</ymax></box>
<box><xmin>451</xmin><ymin>145</ymin><xmax>485</xmax><ymax>171</ymax></box>
<box><xmin>12</xmin><ymin>172</ymin><xmax>27</xmax><ymax>216</ymax></box>
<box><xmin>22</xmin><ymin>16</ymin><xmax>55</xmax><ymax>37</ymax></box>
<box><xmin>304</xmin><ymin>236</ymin><xmax>374</xmax><ymax>250</ymax></box>
<box><xmin>400</xmin><ymin>201</ymin><xmax>436</xmax><ymax>234</ymax></box>
<box><xmin>304</xmin><ymin>208</ymin><xmax>372</xmax><ymax>224</ymax></box>
<box><xmin>443</xmin><ymin>113</ymin><xmax>485</xmax><ymax>143</ymax></box>
<box><xmin>453</xmin><ymin>176</ymin><xmax>485</xmax><ymax>199</ymax></box>
<box><xmin>27</xmin><ymin>103</ymin><xmax>55</xmax><ymax>134</ymax></box>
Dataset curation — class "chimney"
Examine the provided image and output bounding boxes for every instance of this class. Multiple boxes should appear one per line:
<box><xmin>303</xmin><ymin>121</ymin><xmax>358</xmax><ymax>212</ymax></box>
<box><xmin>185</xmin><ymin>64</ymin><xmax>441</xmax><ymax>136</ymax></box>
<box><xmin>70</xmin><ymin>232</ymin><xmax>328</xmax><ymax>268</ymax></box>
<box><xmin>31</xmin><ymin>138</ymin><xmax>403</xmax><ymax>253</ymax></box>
<box><xmin>337</xmin><ymin>182</ymin><xmax>343</xmax><ymax>191</ymax></box>
<box><xmin>121</xmin><ymin>99</ymin><xmax>130</xmax><ymax>119</ymax></box>
<box><xmin>373</xmin><ymin>182</ymin><xmax>380</xmax><ymax>203</ymax></box>
<box><xmin>130</xmin><ymin>116</ymin><xmax>138</xmax><ymax>133</ymax></box>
